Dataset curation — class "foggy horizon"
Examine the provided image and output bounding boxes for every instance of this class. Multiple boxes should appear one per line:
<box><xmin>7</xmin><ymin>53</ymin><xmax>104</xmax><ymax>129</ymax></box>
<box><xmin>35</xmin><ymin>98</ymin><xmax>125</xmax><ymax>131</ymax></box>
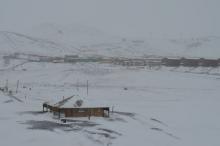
<box><xmin>0</xmin><ymin>0</ymin><xmax>220</xmax><ymax>38</ymax></box>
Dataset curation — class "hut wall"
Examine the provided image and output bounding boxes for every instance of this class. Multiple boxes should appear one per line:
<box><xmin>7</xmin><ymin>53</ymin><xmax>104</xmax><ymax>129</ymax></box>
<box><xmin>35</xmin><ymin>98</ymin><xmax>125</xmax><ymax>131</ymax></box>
<box><xmin>91</xmin><ymin>108</ymin><xmax>105</xmax><ymax>117</ymax></box>
<box><xmin>61</xmin><ymin>108</ymin><xmax>107</xmax><ymax>117</ymax></box>
<box><xmin>43</xmin><ymin>104</ymin><xmax>109</xmax><ymax>118</ymax></box>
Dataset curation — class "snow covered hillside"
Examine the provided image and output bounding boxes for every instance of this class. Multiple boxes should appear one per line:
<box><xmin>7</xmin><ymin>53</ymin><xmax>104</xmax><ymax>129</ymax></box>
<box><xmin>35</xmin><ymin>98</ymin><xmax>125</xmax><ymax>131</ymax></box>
<box><xmin>1</xmin><ymin>24</ymin><xmax>220</xmax><ymax>58</ymax></box>
<box><xmin>0</xmin><ymin>31</ymin><xmax>78</xmax><ymax>56</ymax></box>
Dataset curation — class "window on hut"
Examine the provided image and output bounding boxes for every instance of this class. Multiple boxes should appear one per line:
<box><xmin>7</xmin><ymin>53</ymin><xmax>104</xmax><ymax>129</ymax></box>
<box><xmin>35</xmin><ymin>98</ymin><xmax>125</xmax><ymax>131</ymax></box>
<box><xmin>78</xmin><ymin>109</ymin><xmax>87</xmax><ymax>112</ymax></box>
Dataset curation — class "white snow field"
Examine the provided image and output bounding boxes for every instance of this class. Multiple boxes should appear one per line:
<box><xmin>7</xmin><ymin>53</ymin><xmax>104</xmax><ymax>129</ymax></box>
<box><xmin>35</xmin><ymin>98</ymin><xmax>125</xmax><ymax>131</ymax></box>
<box><xmin>0</xmin><ymin>60</ymin><xmax>220</xmax><ymax>146</ymax></box>
<box><xmin>0</xmin><ymin>25</ymin><xmax>220</xmax><ymax>146</ymax></box>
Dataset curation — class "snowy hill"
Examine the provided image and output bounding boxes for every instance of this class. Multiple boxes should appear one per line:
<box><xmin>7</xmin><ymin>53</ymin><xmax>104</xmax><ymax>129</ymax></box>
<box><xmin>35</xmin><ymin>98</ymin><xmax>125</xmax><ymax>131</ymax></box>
<box><xmin>29</xmin><ymin>23</ymin><xmax>119</xmax><ymax>46</ymax></box>
<box><xmin>0</xmin><ymin>24</ymin><xmax>220</xmax><ymax>59</ymax></box>
<box><xmin>0</xmin><ymin>31</ymin><xmax>80</xmax><ymax>56</ymax></box>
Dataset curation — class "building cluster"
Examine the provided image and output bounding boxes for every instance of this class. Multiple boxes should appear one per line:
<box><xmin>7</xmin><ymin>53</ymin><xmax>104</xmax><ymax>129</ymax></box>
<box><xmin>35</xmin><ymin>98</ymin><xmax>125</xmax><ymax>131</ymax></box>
<box><xmin>113</xmin><ymin>58</ymin><xmax>220</xmax><ymax>67</ymax></box>
<box><xmin>161</xmin><ymin>58</ymin><xmax>220</xmax><ymax>67</ymax></box>
<box><xmin>3</xmin><ymin>52</ymin><xmax>220</xmax><ymax>67</ymax></box>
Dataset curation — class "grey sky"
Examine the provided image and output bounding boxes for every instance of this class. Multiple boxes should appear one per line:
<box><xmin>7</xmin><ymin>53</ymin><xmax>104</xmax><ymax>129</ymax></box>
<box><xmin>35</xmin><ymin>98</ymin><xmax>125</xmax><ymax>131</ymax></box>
<box><xmin>0</xmin><ymin>0</ymin><xmax>219</xmax><ymax>38</ymax></box>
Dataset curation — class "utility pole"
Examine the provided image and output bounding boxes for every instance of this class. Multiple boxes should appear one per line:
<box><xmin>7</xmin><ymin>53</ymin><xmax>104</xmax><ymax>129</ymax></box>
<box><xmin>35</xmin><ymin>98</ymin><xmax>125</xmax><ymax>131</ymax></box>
<box><xmin>76</xmin><ymin>79</ymin><xmax>79</xmax><ymax>91</ymax></box>
<box><xmin>86</xmin><ymin>80</ymin><xmax>89</xmax><ymax>96</ymax></box>
<box><xmin>112</xmin><ymin>106</ymin><xmax>114</xmax><ymax>114</ymax></box>
<box><xmin>5</xmin><ymin>79</ymin><xmax>8</xmax><ymax>92</ymax></box>
<box><xmin>16</xmin><ymin>80</ymin><xmax>19</xmax><ymax>93</ymax></box>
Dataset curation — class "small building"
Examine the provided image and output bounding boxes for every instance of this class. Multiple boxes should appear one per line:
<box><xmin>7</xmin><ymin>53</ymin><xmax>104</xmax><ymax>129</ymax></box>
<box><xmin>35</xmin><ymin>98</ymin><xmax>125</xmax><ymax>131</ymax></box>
<box><xmin>51</xmin><ymin>57</ymin><xmax>64</xmax><ymax>63</ymax></box>
<box><xmin>145</xmin><ymin>59</ymin><xmax>162</xmax><ymax>67</ymax></box>
<box><xmin>199</xmin><ymin>58</ymin><xmax>219</xmax><ymax>67</ymax></box>
<box><xmin>131</xmin><ymin>59</ymin><xmax>146</xmax><ymax>66</ymax></box>
<box><xmin>43</xmin><ymin>96</ymin><xmax>110</xmax><ymax>119</ymax></box>
<box><xmin>161</xmin><ymin>58</ymin><xmax>181</xmax><ymax>67</ymax></box>
<box><xmin>64</xmin><ymin>55</ymin><xmax>79</xmax><ymax>63</ymax></box>
<box><xmin>180</xmin><ymin>58</ymin><xmax>200</xmax><ymax>67</ymax></box>
<box><xmin>218</xmin><ymin>59</ymin><xmax>220</xmax><ymax>66</ymax></box>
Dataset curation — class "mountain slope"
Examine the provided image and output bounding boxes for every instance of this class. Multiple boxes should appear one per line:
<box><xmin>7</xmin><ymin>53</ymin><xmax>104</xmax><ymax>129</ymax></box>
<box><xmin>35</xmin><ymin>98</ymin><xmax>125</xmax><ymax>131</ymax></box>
<box><xmin>0</xmin><ymin>31</ymin><xmax>79</xmax><ymax>56</ymax></box>
<box><xmin>0</xmin><ymin>24</ymin><xmax>220</xmax><ymax>58</ymax></box>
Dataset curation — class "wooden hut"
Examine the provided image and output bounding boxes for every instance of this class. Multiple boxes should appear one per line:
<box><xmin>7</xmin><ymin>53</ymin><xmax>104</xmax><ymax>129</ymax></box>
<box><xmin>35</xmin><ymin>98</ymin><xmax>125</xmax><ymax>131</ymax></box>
<box><xmin>43</xmin><ymin>96</ymin><xmax>109</xmax><ymax>119</ymax></box>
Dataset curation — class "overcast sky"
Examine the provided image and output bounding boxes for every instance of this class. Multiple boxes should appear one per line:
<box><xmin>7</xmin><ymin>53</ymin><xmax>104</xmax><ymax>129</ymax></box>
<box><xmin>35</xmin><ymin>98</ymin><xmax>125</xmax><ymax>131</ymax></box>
<box><xmin>0</xmin><ymin>0</ymin><xmax>219</xmax><ymax>38</ymax></box>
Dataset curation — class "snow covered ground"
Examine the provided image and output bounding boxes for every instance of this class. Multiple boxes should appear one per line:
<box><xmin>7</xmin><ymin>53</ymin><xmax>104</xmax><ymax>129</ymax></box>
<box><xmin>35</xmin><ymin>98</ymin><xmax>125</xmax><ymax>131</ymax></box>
<box><xmin>0</xmin><ymin>59</ymin><xmax>220</xmax><ymax>146</ymax></box>
<box><xmin>0</xmin><ymin>24</ymin><xmax>220</xmax><ymax>146</ymax></box>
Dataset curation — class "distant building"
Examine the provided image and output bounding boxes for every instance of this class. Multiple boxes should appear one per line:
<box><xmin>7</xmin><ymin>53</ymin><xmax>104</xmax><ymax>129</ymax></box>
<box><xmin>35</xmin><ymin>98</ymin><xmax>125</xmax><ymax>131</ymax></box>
<box><xmin>161</xmin><ymin>58</ymin><xmax>181</xmax><ymax>67</ymax></box>
<box><xmin>199</xmin><ymin>58</ymin><xmax>219</xmax><ymax>67</ymax></box>
<box><xmin>64</xmin><ymin>55</ymin><xmax>79</xmax><ymax>62</ymax></box>
<box><xmin>180</xmin><ymin>58</ymin><xmax>200</xmax><ymax>67</ymax></box>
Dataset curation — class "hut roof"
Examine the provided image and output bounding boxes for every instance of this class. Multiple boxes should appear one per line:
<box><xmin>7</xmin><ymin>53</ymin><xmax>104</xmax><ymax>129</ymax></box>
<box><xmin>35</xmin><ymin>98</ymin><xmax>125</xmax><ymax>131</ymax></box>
<box><xmin>48</xmin><ymin>95</ymin><xmax>106</xmax><ymax>108</ymax></box>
